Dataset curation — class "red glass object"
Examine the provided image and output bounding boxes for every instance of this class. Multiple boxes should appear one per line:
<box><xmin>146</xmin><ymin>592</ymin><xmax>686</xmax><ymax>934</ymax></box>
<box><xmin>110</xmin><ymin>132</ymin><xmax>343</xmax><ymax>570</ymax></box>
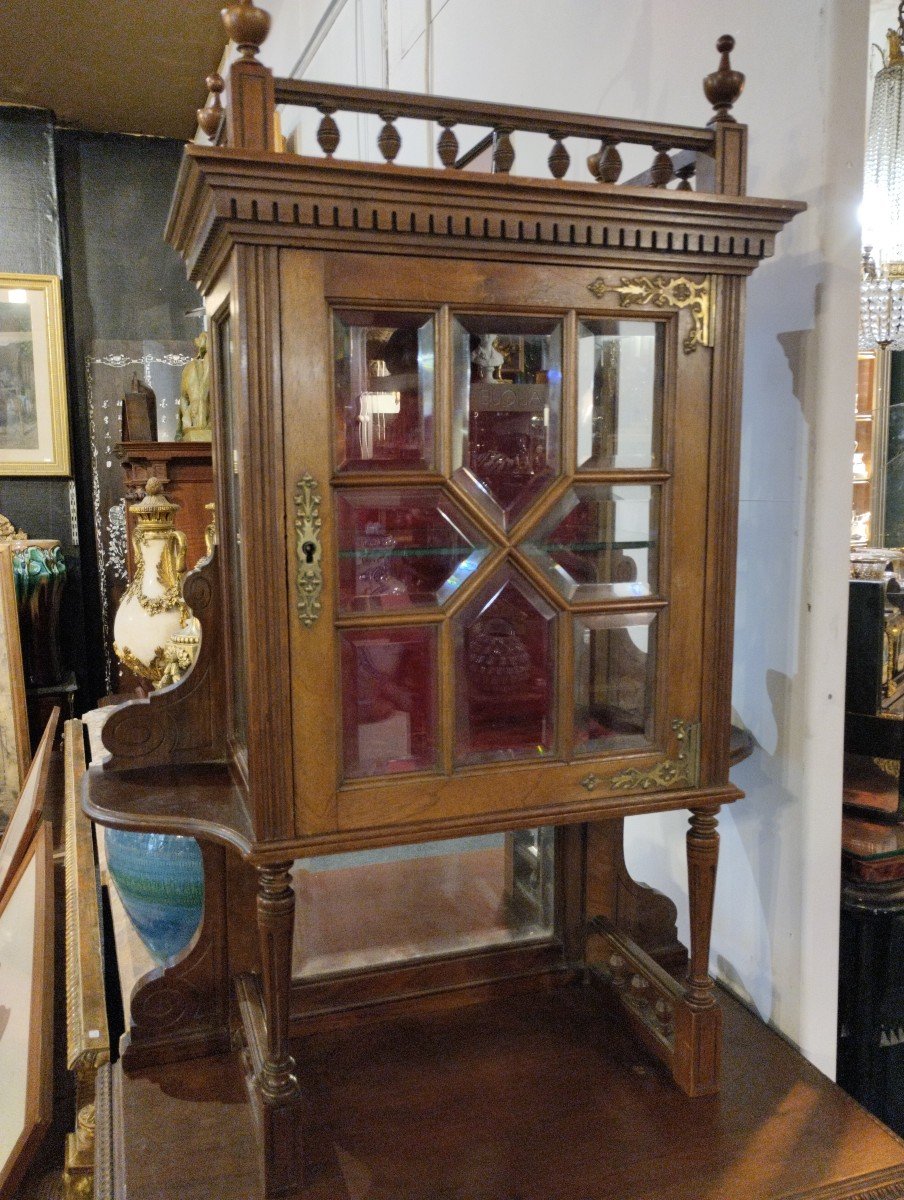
<box><xmin>573</xmin><ymin>611</ymin><xmax>657</xmax><ymax>754</ymax></box>
<box><xmin>336</xmin><ymin>488</ymin><xmax>491</xmax><ymax>613</ymax></box>
<box><xmin>340</xmin><ymin>626</ymin><xmax>438</xmax><ymax>778</ymax></box>
<box><xmin>451</xmin><ymin>315</ymin><xmax>562</xmax><ymax>530</ymax></box>
<box><xmin>454</xmin><ymin>564</ymin><xmax>556</xmax><ymax>763</ymax></box>
<box><xmin>523</xmin><ymin>484</ymin><xmax>658</xmax><ymax>601</ymax></box>
<box><xmin>333</xmin><ymin>310</ymin><xmax>435</xmax><ymax>471</ymax></box>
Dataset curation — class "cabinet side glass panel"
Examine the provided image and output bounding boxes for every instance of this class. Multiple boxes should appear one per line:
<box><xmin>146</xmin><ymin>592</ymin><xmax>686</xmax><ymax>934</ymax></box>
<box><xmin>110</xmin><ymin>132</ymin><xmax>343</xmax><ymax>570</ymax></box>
<box><xmin>340</xmin><ymin>625</ymin><xmax>439</xmax><ymax>778</ymax></box>
<box><xmin>574</xmin><ymin>610</ymin><xmax>658</xmax><ymax>754</ymax></box>
<box><xmin>291</xmin><ymin>826</ymin><xmax>555</xmax><ymax>978</ymax></box>
<box><xmin>333</xmin><ymin>310</ymin><xmax>435</xmax><ymax>471</ymax></box>
<box><xmin>576</xmin><ymin>319</ymin><xmax>663</xmax><ymax>470</ymax></box>
<box><xmin>451</xmin><ymin>315</ymin><xmax>562</xmax><ymax>530</ymax></box>
<box><xmin>215</xmin><ymin>311</ymin><xmax>247</xmax><ymax>750</ymax></box>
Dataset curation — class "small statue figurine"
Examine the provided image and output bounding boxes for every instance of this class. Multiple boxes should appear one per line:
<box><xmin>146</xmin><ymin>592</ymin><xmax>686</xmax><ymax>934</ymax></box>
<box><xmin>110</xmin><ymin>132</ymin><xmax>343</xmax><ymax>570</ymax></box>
<box><xmin>472</xmin><ymin>334</ymin><xmax>504</xmax><ymax>382</ymax></box>
<box><xmin>178</xmin><ymin>331</ymin><xmax>211</xmax><ymax>442</ymax></box>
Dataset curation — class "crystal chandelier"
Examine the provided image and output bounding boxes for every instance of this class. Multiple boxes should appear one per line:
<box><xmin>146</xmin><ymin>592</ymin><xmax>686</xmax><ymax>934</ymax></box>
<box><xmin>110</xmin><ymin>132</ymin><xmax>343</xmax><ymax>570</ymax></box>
<box><xmin>860</xmin><ymin>6</ymin><xmax>904</xmax><ymax>350</ymax></box>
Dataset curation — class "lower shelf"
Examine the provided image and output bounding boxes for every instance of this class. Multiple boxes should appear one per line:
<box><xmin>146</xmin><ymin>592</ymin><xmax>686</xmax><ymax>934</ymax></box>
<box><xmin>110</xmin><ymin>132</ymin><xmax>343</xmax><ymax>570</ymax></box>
<box><xmin>97</xmin><ymin>982</ymin><xmax>904</xmax><ymax>1200</ymax></box>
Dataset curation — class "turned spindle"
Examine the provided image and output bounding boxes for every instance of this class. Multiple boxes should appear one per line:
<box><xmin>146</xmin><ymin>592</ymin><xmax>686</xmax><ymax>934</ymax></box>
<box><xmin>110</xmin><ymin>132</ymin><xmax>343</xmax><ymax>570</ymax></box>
<box><xmin>587</xmin><ymin>140</ymin><xmax>622</xmax><ymax>184</ymax></box>
<box><xmin>492</xmin><ymin>127</ymin><xmax>515</xmax><ymax>174</ymax></box>
<box><xmin>703</xmin><ymin>34</ymin><xmax>745</xmax><ymax>124</ymax></box>
<box><xmin>686</xmin><ymin>808</ymin><xmax>720</xmax><ymax>1009</ymax></box>
<box><xmin>197</xmin><ymin>73</ymin><xmax>225</xmax><ymax>142</ymax></box>
<box><xmin>437</xmin><ymin>121</ymin><xmax>459</xmax><ymax>168</ymax></box>
<box><xmin>675</xmin><ymin>162</ymin><xmax>695</xmax><ymax>191</ymax></box>
<box><xmin>377</xmin><ymin>113</ymin><xmax>402</xmax><ymax>163</ymax></box>
<box><xmin>316</xmin><ymin>106</ymin><xmax>340</xmax><ymax>157</ymax></box>
<box><xmin>221</xmin><ymin>0</ymin><xmax>271</xmax><ymax>59</ymax></box>
<box><xmin>650</xmin><ymin>143</ymin><xmax>674</xmax><ymax>188</ymax></box>
<box><xmin>547</xmin><ymin>134</ymin><xmax>570</xmax><ymax>179</ymax></box>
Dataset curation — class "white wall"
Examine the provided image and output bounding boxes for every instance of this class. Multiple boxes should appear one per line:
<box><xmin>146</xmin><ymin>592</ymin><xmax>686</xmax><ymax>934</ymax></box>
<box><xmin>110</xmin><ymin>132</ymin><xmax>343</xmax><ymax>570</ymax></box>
<box><xmin>260</xmin><ymin>0</ymin><xmax>869</xmax><ymax>1077</ymax></box>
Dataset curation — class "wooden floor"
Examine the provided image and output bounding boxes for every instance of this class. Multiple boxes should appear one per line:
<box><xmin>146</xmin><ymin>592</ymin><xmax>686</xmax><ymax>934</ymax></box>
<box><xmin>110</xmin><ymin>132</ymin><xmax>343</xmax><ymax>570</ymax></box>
<box><xmin>100</xmin><ymin>981</ymin><xmax>904</xmax><ymax>1200</ymax></box>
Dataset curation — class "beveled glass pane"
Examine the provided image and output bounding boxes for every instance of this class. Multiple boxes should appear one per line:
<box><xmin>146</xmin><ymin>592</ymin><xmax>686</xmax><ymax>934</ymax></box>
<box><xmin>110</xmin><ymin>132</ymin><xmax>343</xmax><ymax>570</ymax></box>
<box><xmin>452</xmin><ymin>315</ymin><xmax>562</xmax><ymax>530</ymax></box>
<box><xmin>333</xmin><ymin>310</ymin><xmax>434</xmax><ymax>471</ymax></box>
<box><xmin>454</xmin><ymin>564</ymin><xmax>556</xmax><ymax>764</ymax></box>
<box><xmin>574</xmin><ymin>611</ymin><xmax>657</xmax><ymax>754</ymax></box>
<box><xmin>340</xmin><ymin>626</ymin><xmax>438</xmax><ymax>778</ymax></box>
<box><xmin>577</xmin><ymin>319</ymin><xmax>663</xmax><ymax>470</ymax></box>
<box><xmin>292</xmin><ymin>826</ymin><xmax>555</xmax><ymax>979</ymax></box>
<box><xmin>215</xmin><ymin>312</ymin><xmax>247</xmax><ymax>749</ymax></box>
<box><xmin>523</xmin><ymin>484</ymin><xmax>658</xmax><ymax>602</ymax></box>
<box><xmin>336</xmin><ymin>488</ymin><xmax>490</xmax><ymax>612</ymax></box>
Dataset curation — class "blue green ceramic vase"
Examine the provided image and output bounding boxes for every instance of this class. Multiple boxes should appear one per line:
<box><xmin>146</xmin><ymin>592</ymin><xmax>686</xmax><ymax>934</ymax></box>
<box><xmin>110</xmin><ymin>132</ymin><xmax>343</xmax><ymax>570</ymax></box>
<box><xmin>12</xmin><ymin>542</ymin><xmax>66</xmax><ymax>687</ymax></box>
<box><xmin>104</xmin><ymin>829</ymin><xmax>204</xmax><ymax>963</ymax></box>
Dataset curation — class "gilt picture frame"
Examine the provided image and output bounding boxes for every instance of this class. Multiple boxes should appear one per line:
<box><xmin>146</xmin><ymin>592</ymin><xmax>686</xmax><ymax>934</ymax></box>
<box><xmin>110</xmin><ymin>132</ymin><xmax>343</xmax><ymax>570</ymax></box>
<box><xmin>0</xmin><ymin>274</ymin><xmax>70</xmax><ymax>476</ymax></box>
<box><xmin>0</xmin><ymin>545</ymin><xmax>30</xmax><ymax>817</ymax></box>
<box><xmin>0</xmin><ymin>821</ymin><xmax>54</xmax><ymax>1200</ymax></box>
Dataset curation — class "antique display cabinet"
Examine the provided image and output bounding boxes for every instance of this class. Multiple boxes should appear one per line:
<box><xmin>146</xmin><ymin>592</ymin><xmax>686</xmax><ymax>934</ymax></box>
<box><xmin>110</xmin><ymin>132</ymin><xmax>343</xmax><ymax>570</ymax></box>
<box><xmin>84</xmin><ymin>6</ymin><xmax>802</xmax><ymax>1196</ymax></box>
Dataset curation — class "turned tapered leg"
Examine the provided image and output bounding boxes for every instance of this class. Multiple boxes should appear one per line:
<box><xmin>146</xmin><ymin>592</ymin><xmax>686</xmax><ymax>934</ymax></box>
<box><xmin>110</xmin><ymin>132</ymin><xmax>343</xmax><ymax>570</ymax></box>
<box><xmin>256</xmin><ymin>861</ymin><xmax>298</xmax><ymax>1101</ymax></box>
<box><xmin>685</xmin><ymin>807</ymin><xmax>720</xmax><ymax>1009</ymax></box>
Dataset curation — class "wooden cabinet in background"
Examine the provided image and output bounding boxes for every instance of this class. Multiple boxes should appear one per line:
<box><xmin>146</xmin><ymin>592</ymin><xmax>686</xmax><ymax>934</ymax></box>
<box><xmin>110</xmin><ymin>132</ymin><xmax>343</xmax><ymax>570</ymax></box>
<box><xmin>115</xmin><ymin>441</ymin><xmax>214</xmax><ymax>575</ymax></box>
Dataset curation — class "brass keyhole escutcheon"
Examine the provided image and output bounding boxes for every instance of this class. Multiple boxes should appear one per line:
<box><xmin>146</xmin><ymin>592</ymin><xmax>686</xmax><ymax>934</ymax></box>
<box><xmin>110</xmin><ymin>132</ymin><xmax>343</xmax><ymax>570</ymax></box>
<box><xmin>294</xmin><ymin>473</ymin><xmax>323</xmax><ymax>627</ymax></box>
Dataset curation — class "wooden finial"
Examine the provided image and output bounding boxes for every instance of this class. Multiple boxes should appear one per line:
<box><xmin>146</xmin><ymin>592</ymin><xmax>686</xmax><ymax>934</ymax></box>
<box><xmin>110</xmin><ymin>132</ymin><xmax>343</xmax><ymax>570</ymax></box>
<box><xmin>221</xmin><ymin>0</ymin><xmax>271</xmax><ymax>60</ymax></box>
<box><xmin>197</xmin><ymin>73</ymin><xmax>225</xmax><ymax>141</ymax></box>
<box><xmin>703</xmin><ymin>34</ymin><xmax>745</xmax><ymax>124</ymax></box>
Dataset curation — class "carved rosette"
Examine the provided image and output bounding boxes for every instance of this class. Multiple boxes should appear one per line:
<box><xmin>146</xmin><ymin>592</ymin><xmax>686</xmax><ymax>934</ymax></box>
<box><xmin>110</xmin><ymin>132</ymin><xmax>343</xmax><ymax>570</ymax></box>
<box><xmin>588</xmin><ymin>274</ymin><xmax>712</xmax><ymax>354</ymax></box>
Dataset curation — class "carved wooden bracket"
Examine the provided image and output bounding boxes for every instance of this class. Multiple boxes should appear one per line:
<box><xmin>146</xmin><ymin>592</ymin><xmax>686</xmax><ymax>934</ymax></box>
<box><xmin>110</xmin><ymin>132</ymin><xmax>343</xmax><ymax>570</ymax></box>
<box><xmin>121</xmin><ymin>840</ymin><xmax>231</xmax><ymax>1070</ymax></box>
<box><xmin>101</xmin><ymin>548</ymin><xmax>228</xmax><ymax>770</ymax></box>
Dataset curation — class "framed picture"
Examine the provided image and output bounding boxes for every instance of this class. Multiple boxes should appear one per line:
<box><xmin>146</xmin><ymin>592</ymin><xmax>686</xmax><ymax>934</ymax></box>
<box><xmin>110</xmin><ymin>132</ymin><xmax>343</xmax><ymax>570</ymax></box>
<box><xmin>0</xmin><ymin>708</ymin><xmax>56</xmax><ymax>901</ymax></box>
<box><xmin>0</xmin><ymin>545</ymin><xmax>29</xmax><ymax>817</ymax></box>
<box><xmin>0</xmin><ymin>821</ymin><xmax>54</xmax><ymax>1200</ymax></box>
<box><xmin>0</xmin><ymin>274</ymin><xmax>70</xmax><ymax>476</ymax></box>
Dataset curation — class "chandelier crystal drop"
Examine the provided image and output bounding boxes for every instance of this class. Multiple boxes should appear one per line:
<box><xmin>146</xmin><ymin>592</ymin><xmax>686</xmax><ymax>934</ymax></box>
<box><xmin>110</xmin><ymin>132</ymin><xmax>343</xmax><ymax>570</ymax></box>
<box><xmin>860</xmin><ymin>9</ymin><xmax>904</xmax><ymax>350</ymax></box>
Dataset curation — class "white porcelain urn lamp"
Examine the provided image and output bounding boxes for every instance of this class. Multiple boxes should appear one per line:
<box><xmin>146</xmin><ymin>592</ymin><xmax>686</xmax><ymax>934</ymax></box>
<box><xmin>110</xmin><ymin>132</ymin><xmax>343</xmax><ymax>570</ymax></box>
<box><xmin>113</xmin><ymin>478</ymin><xmax>191</xmax><ymax>686</ymax></box>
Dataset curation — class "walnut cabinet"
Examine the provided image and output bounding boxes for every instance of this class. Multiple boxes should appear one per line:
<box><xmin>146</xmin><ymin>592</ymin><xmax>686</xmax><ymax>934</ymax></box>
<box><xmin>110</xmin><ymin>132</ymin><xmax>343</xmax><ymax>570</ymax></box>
<box><xmin>83</xmin><ymin>13</ymin><xmax>803</xmax><ymax>1197</ymax></box>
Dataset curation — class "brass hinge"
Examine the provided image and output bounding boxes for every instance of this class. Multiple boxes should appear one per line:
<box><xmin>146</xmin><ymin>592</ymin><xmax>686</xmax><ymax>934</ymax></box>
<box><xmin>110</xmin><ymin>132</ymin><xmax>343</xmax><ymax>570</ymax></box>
<box><xmin>587</xmin><ymin>274</ymin><xmax>713</xmax><ymax>354</ymax></box>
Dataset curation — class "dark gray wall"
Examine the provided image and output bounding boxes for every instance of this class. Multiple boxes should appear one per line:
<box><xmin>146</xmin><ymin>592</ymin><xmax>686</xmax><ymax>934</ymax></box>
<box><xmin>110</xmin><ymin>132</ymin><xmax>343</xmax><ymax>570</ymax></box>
<box><xmin>58</xmin><ymin>130</ymin><xmax>201</xmax><ymax>703</ymax></box>
<box><xmin>0</xmin><ymin>107</ymin><xmax>199</xmax><ymax>706</ymax></box>
<box><xmin>0</xmin><ymin>107</ymin><xmax>87</xmax><ymax>705</ymax></box>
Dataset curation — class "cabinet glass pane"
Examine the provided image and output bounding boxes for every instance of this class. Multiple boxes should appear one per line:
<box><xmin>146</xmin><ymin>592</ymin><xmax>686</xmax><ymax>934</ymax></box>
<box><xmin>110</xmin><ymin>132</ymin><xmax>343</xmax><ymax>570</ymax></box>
<box><xmin>452</xmin><ymin>315</ymin><xmax>562</xmax><ymax>530</ymax></box>
<box><xmin>333</xmin><ymin>310</ymin><xmax>435</xmax><ymax>471</ymax></box>
<box><xmin>522</xmin><ymin>484</ymin><xmax>658</xmax><ymax>602</ymax></box>
<box><xmin>214</xmin><ymin>312</ymin><xmax>247</xmax><ymax>749</ymax></box>
<box><xmin>574</xmin><ymin>611</ymin><xmax>657</xmax><ymax>753</ymax></box>
<box><xmin>340</xmin><ymin>626</ymin><xmax>438</xmax><ymax>778</ymax></box>
<box><xmin>577</xmin><ymin>319</ymin><xmax>663</xmax><ymax>470</ymax></box>
<box><xmin>336</xmin><ymin>487</ymin><xmax>490</xmax><ymax>613</ymax></box>
<box><xmin>292</xmin><ymin>826</ymin><xmax>555</xmax><ymax>979</ymax></box>
<box><xmin>454</xmin><ymin>564</ymin><xmax>556</xmax><ymax>764</ymax></box>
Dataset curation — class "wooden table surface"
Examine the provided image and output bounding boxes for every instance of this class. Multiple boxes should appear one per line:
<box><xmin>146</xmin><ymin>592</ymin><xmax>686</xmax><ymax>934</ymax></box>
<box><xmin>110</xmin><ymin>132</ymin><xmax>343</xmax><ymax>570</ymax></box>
<box><xmin>99</xmin><ymin>981</ymin><xmax>904</xmax><ymax>1200</ymax></box>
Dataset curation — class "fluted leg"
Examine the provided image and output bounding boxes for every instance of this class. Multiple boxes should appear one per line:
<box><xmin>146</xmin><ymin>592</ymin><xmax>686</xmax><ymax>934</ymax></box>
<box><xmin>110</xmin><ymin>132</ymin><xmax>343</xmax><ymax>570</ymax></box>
<box><xmin>686</xmin><ymin>807</ymin><xmax>720</xmax><ymax>1009</ymax></box>
<box><xmin>256</xmin><ymin>861</ymin><xmax>298</xmax><ymax>1101</ymax></box>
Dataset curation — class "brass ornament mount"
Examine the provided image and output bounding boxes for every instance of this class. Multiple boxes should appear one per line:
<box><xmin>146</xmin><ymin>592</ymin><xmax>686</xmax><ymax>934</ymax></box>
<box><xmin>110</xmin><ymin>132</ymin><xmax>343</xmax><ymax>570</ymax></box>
<box><xmin>587</xmin><ymin>274</ymin><xmax>713</xmax><ymax>354</ymax></box>
<box><xmin>610</xmin><ymin>719</ymin><xmax>701</xmax><ymax>792</ymax></box>
<box><xmin>294</xmin><ymin>473</ymin><xmax>323</xmax><ymax>628</ymax></box>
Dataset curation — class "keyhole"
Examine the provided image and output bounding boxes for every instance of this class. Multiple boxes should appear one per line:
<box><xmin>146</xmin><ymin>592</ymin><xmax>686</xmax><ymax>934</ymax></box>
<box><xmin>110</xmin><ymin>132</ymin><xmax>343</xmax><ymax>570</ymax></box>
<box><xmin>301</xmin><ymin>541</ymin><xmax>317</xmax><ymax>564</ymax></box>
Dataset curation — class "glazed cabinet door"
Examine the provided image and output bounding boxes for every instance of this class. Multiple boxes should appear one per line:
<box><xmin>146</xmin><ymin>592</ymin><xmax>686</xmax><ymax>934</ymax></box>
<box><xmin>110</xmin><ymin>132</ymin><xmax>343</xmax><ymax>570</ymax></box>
<box><xmin>282</xmin><ymin>251</ymin><xmax>717</xmax><ymax>847</ymax></box>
